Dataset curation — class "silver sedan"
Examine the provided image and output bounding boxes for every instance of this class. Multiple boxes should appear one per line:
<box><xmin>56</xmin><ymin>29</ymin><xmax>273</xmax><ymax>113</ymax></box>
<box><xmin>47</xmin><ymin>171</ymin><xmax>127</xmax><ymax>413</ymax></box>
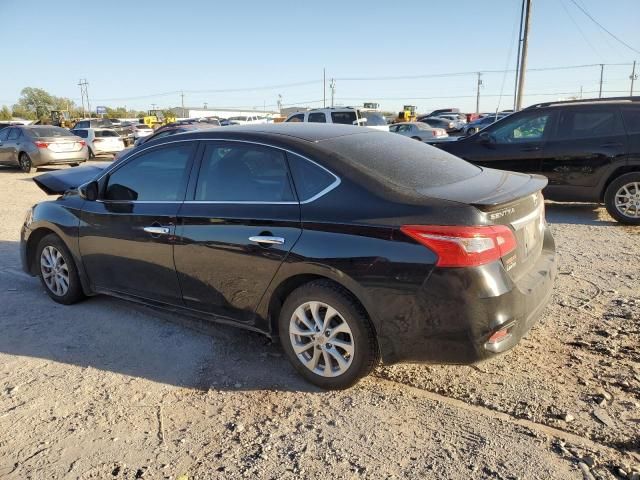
<box><xmin>389</xmin><ymin>122</ymin><xmax>449</xmax><ymax>142</ymax></box>
<box><xmin>0</xmin><ymin>125</ymin><xmax>88</xmax><ymax>173</ymax></box>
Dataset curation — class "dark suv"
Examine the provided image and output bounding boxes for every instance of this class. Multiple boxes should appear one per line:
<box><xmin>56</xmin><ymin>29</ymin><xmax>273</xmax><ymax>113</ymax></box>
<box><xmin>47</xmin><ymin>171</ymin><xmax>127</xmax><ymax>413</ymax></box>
<box><xmin>436</xmin><ymin>97</ymin><xmax>640</xmax><ymax>224</ymax></box>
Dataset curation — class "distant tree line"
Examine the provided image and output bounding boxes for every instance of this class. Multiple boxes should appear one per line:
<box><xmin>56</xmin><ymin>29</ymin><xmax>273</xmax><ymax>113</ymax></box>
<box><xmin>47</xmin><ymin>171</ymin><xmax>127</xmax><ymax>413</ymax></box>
<box><xmin>0</xmin><ymin>87</ymin><xmax>156</xmax><ymax>121</ymax></box>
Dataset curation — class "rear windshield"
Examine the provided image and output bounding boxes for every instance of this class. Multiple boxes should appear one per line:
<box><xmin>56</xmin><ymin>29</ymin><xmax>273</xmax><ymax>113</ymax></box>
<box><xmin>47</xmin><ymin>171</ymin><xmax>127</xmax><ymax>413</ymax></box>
<box><xmin>94</xmin><ymin>119</ymin><xmax>113</xmax><ymax>127</ymax></box>
<box><xmin>331</xmin><ymin>111</ymin><xmax>357</xmax><ymax>125</ymax></box>
<box><xmin>323</xmin><ymin>132</ymin><xmax>481</xmax><ymax>189</ymax></box>
<box><xmin>28</xmin><ymin>127</ymin><xmax>73</xmax><ymax>138</ymax></box>
<box><xmin>95</xmin><ymin>130</ymin><xmax>120</xmax><ymax>137</ymax></box>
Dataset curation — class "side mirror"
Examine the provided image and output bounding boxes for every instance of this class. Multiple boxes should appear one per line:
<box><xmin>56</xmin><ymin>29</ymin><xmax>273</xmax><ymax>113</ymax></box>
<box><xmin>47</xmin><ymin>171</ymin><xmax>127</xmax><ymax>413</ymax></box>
<box><xmin>79</xmin><ymin>181</ymin><xmax>98</xmax><ymax>201</ymax></box>
<box><xmin>478</xmin><ymin>131</ymin><xmax>494</xmax><ymax>144</ymax></box>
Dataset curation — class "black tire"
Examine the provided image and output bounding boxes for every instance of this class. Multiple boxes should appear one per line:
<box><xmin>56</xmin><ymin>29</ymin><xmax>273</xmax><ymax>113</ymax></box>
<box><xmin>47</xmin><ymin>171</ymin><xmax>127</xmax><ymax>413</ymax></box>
<box><xmin>88</xmin><ymin>148</ymin><xmax>95</xmax><ymax>160</ymax></box>
<box><xmin>410</xmin><ymin>136</ymin><xmax>422</xmax><ymax>141</ymax></box>
<box><xmin>19</xmin><ymin>152</ymin><xmax>34</xmax><ymax>173</ymax></box>
<box><xmin>467</xmin><ymin>127</ymin><xmax>477</xmax><ymax>136</ymax></box>
<box><xmin>69</xmin><ymin>163</ymin><xmax>80</xmax><ymax>167</ymax></box>
<box><xmin>278</xmin><ymin>280</ymin><xmax>379</xmax><ymax>389</ymax></box>
<box><xmin>604</xmin><ymin>172</ymin><xmax>640</xmax><ymax>225</ymax></box>
<box><xmin>36</xmin><ymin>233</ymin><xmax>85</xmax><ymax>305</ymax></box>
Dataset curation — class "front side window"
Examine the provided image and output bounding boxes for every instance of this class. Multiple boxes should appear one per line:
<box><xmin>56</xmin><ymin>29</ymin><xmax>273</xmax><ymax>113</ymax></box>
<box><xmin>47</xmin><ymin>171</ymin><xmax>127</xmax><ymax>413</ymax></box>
<box><xmin>490</xmin><ymin>112</ymin><xmax>551</xmax><ymax>143</ymax></box>
<box><xmin>195</xmin><ymin>143</ymin><xmax>294</xmax><ymax>202</ymax></box>
<box><xmin>331</xmin><ymin>111</ymin><xmax>357</xmax><ymax>125</ymax></box>
<box><xmin>556</xmin><ymin>109</ymin><xmax>623</xmax><ymax>140</ymax></box>
<box><xmin>286</xmin><ymin>114</ymin><xmax>305</xmax><ymax>123</ymax></box>
<box><xmin>308</xmin><ymin>112</ymin><xmax>326</xmax><ymax>123</ymax></box>
<box><xmin>104</xmin><ymin>144</ymin><xmax>193</xmax><ymax>201</ymax></box>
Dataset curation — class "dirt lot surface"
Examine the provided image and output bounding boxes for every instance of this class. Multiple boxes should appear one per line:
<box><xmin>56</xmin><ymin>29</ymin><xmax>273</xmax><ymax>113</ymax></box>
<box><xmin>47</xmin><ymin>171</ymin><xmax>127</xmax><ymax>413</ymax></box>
<box><xmin>0</xmin><ymin>165</ymin><xmax>638</xmax><ymax>479</ymax></box>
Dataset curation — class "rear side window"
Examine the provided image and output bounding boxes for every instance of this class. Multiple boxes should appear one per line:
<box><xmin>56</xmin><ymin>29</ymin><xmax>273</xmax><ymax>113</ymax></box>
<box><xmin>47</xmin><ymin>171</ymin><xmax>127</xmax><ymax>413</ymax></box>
<box><xmin>287</xmin><ymin>153</ymin><xmax>337</xmax><ymax>202</ymax></box>
<box><xmin>331</xmin><ymin>111</ymin><xmax>357</xmax><ymax>125</ymax></box>
<box><xmin>72</xmin><ymin>130</ymin><xmax>88</xmax><ymax>139</ymax></box>
<box><xmin>75</xmin><ymin>121</ymin><xmax>89</xmax><ymax>129</ymax></box>
<box><xmin>556</xmin><ymin>109</ymin><xmax>624</xmax><ymax>139</ymax></box>
<box><xmin>286</xmin><ymin>114</ymin><xmax>305</xmax><ymax>123</ymax></box>
<box><xmin>622</xmin><ymin>107</ymin><xmax>640</xmax><ymax>134</ymax></box>
<box><xmin>7</xmin><ymin>128</ymin><xmax>21</xmax><ymax>140</ymax></box>
<box><xmin>105</xmin><ymin>144</ymin><xmax>193</xmax><ymax>201</ymax></box>
<box><xmin>308</xmin><ymin>112</ymin><xmax>326</xmax><ymax>123</ymax></box>
<box><xmin>195</xmin><ymin>143</ymin><xmax>294</xmax><ymax>202</ymax></box>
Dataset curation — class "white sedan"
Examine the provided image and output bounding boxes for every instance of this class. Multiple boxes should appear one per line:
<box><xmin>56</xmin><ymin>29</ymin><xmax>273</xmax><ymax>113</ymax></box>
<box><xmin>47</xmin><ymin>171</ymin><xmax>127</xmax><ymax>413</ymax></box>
<box><xmin>133</xmin><ymin>124</ymin><xmax>154</xmax><ymax>139</ymax></box>
<box><xmin>389</xmin><ymin>122</ymin><xmax>449</xmax><ymax>142</ymax></box>
<box><xmin>71</xmin><ymin>128</ymin><xmax>125</xmax><ymax>158</ymax></box>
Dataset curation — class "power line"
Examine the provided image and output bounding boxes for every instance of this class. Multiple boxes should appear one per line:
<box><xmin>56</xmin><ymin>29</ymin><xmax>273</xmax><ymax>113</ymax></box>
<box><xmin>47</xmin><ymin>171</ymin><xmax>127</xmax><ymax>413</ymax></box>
<box><xmin>568</xmin><ymin>0</ymin><xmax>640</xmax><ymax>55</ymax></box>
<box><xmin>559</xmin><ymin>0</ymin><xmax>603</xmax><ymax>61</ymax></box>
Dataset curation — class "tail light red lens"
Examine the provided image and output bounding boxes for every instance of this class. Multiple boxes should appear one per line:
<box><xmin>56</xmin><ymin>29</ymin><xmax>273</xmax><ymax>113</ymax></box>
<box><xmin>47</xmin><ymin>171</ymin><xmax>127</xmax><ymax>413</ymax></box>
<box><xmin>400</xmin><ymin>225</ymin><xmax>517</xmax><ymax>267</ymax></box>
<box><xmin>34</xmin><ymin>141</ymin><xmax>50</xmax><ymax>149</ymax></box>
<box><xmin>78</xmin><ymin>140</ymin><xmax>86</xmax><ymax>146</ymax></box>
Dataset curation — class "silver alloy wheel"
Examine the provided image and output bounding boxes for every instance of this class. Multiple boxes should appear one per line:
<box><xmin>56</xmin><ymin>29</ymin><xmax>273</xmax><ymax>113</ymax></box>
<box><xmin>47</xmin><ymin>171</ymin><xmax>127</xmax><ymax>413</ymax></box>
<box><xmin>20</xmin><ymin>154</ymin><xmax>31</xmax><ymax>172</ymax></box>
<box><xmin>40</xmin><ymin>245</ymin><xmax>70</xmax><ymax>296</ymax></box>
<box><xmin>289</xmin><ymin>301</ymin><xmax>354</xmax><ymax>377</ymax></box>
<box><xmin>614</xmin><ymin>181</ymin><xmax>640</xmax><ymax>218</ymax></box>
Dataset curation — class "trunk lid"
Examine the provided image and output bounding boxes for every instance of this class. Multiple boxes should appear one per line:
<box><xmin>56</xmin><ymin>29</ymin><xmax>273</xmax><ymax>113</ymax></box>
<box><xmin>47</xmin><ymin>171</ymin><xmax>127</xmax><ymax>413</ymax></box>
<box><xmin>420</xmin><ymin>167</ymin><xmax>547</xmax><ymax>280</ymax></box>
<box><xmin>38</xmin><ymin>136</ymin><xmax>85</xmax><ymax>152</ymax></box>
<box><xmin>33</xmin><ymin>162</ymin><xmax>110</xmax><ymax>195</ymax></box>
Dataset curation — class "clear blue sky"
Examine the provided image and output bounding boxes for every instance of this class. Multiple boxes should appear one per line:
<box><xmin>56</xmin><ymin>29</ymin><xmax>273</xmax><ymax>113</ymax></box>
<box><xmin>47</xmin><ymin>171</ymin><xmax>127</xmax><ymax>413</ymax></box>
<box><xmin>1</xmin><ymin>0</ymin><xmax>638</xmax><ymax>114</ymax></box>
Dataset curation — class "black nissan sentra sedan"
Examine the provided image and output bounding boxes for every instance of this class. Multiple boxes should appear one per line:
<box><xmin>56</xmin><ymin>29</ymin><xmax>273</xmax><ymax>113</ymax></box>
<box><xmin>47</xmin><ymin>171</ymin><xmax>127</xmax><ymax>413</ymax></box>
<box><xmin>21</xmin><ymin>124</ymin><xmax>557</xmax><ymax>389</ymax></box>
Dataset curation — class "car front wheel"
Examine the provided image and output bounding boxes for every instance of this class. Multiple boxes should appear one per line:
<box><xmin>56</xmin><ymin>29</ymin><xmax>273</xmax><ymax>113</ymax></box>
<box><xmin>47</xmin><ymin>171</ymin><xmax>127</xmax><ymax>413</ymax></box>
<box><xmin>36</xmin><ymin>234</ymin><xmax>85</xmax><ymax>304</ymax></box>
<box><xmin>604</xmin><ymin>172</ymin><xmax>640</xmax><ymax>224</ymax></box>
<box><xmin>279</xmin><ymin>280</ymin><xmax>379</xmax><ymax>389</ymax></box>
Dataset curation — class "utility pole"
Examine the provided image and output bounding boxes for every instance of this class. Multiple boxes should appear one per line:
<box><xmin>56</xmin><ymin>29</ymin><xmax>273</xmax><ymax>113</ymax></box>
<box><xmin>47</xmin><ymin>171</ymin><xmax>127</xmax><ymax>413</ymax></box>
<box><xmin>475</xmin><ymin>72</ymin><xmax>483</xmax><ymax>114</ymax></box>
<box><xmin>513</xmin><ymin>0</ymin><xmax>526</xmax><ymax>110</ymax></box>
<box><xmin>151</xmin><ymin>103</ymin><xmax>157</xmax><ymax>111</ymax></box>
<box><xmin>630</xmin><ymin>61</ymin><xmax>637</xmax><ymax>96</ymax></box>
<box><xmin>323</xmin><ymin>68</ymin><xmax>326</xmax><ymax>108</ymax></box>
<box><xmin>579</xmin><ymin>85</ymin><xmax>583</xmax><ymax>99</ymax></box>
<box><xmin>598</xmin><ymin>64</ymin><xmax>604</xmax><ymax>98</ymax></box>
<box><xmin>515</xmin><ymin>0</ymin><xmax>531</xmax><ymax>111</ymax></box>
<box><xmin>180</xmin><ymin>91</ymin><xmax>185</xmax><ymax>116</ymax></box>
<box><xmin>78</xmin><ymin>79</ymin><xmax>90</xmax><ymax>118</ymax></box>
<box><xmin>277</xmin><ymin>94</ymin><xmax>282</xmax><ymax>112</ymax></box>
<box><xmin>330</xmin><ymin>79</ymin><xmax>336</xmax><ymax>107</ymax></box>
<box><xmin>203</xmin><ymin>102</ymin><xmax>208</xmax><ymax>110</ymax></box>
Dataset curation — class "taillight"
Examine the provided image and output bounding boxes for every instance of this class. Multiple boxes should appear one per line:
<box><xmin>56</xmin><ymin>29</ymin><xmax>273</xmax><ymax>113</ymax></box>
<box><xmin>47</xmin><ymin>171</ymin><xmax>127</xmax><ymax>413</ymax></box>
<box><xmin>34</xmin><ymin>141</ymin><xmax>50</xmax><ymax>149</ymax></box>
<box><xmin>400</xmin><ymin>225</ymin><xmax>517</xmax><ymax>267</ymax></box>
<box><xmin>78</xmin><ymin>140</ymin><xmax>86</xmax><ymax>146</ymax></box>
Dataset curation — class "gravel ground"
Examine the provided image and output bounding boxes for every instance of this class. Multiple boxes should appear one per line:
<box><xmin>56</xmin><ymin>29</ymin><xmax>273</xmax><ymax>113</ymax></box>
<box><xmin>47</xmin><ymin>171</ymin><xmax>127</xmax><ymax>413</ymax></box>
<box><xmin>0</xmin><ymin>165</ymin><xmax>638</xmax><ymax>479</ymax></box>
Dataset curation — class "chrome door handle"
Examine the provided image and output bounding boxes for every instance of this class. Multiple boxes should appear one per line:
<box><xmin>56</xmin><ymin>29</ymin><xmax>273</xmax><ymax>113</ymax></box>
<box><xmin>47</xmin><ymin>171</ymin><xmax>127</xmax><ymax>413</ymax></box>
<box><xmin>144</xmin><ymin>226</ymin><xmax>170</xmax><ymax>235</ymax></box>
<box><xmin>248</xmin><ymin>235</ymin><xmax>285</xmax><ymax>245</ymax></box>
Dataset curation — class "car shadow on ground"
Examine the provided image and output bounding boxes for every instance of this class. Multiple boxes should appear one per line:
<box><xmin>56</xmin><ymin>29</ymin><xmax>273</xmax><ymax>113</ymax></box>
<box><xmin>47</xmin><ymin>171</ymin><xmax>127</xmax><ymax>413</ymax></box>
<box><xmin>544</xmin><ymin>201</ymin><xmax>618</xmax><ymax>226</ymax></box>
<box><xmin>0</xmin><ymin>241</ymin><xmax>317</xmax><ymax>393</ymax></box>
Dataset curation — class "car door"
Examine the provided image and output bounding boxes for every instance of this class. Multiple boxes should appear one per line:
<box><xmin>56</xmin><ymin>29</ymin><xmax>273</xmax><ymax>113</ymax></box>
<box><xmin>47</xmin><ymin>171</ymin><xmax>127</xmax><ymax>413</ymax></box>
<box><xmin>456</xmin><ymin>110</ymin><xmax>556</xmax><ymax>173</ymax></box>
<box><xmin>541</xmin><ymin>106</ymin><xmax>627</xmax><ymax>190</ymax></box>
<box><xmin>79</xmin><ymin>141</ymin><xmax>197</xmax><ymax>304</ymax></box>
<box><xmin>4</xmin><ymin>128</ymin><xmax>23</xmax><ymax>165</ymax></box>
<box><xmin>0</xmin><ymin>128</ymin><xmax>10</xmax><ymax>164</ymax></box>
<box><xmin>174</xmin><ymin>141</ymin><xmax>302</xmax><ymax>326</ymax></box>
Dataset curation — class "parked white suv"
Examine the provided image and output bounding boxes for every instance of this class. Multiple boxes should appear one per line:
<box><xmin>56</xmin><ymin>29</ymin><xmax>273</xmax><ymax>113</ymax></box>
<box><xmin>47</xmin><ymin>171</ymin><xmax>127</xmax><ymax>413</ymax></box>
<box><xmin>227</xmin><ymin>115</ymin><xmax>270</xmax><ymax>125</ymax></box>
<box><xmin>285</xmin><ymin>107</ymin><xmax>389</xmax><ymax>131</ymax></box>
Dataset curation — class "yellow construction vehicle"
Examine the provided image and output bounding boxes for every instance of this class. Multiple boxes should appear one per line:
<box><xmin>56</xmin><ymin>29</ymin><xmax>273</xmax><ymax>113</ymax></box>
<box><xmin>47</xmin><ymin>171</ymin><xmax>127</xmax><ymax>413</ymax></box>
<box><xmin>142</xmin><ymin>110</ymin><xmax>176</xmax><ymax>129</ymax></box>
<box><xmin>50</xmin><ymin>110</ymin><xmax>74</xmax><ymax>128</ymax></box>
<box><xmin>396</xmin><ymin>105</ymin><xmax>417</xmax><ymax>123</ymax></box>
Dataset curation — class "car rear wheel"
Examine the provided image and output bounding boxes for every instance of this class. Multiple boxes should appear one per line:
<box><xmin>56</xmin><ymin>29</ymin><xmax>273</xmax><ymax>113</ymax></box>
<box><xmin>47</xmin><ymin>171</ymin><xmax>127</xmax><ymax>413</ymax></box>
<box><xmin>467</xmin><ymin>127</ymin><xmax>477</xmax><ymax>135</ymax></box>
<box><xmin>279</xmin><ymin>280</ymin><xmax>379</xmax><ymax>389</ymax></box>
<box><xmin>36</xmin><ymin>234</ymin><xmax>85</xmax><ymax>305</ymax></box>
<box><xmin>88</xmin><ymin>148</ymin><xmax>95</xmax><ymax>159</ymax></box>
<box><xmin>410</xmin><ymin>136</ymin><xmax>422</xmax><ymax>141</ymax></box>
<box><xmin>604</xmin><ymin>172</ymin><xmax>640</xmax><ymax>224</ymax></box>
<box><xmin>19</xmin><ymin>152</ymin><xmax>34</xmax><ymax>173</ymax></box>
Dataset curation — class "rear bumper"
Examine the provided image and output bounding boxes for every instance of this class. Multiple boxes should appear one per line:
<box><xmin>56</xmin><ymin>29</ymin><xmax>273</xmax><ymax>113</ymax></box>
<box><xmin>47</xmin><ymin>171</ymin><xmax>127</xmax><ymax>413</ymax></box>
<box><xmin>33</xmin><ymin>147</ymin><xmax>89</xmax><ymax>166</ymax></box>
<box><xmin>380</xmin><ymin>226</ymin><xmax>557</xmax><ymax>364</ymax></box>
